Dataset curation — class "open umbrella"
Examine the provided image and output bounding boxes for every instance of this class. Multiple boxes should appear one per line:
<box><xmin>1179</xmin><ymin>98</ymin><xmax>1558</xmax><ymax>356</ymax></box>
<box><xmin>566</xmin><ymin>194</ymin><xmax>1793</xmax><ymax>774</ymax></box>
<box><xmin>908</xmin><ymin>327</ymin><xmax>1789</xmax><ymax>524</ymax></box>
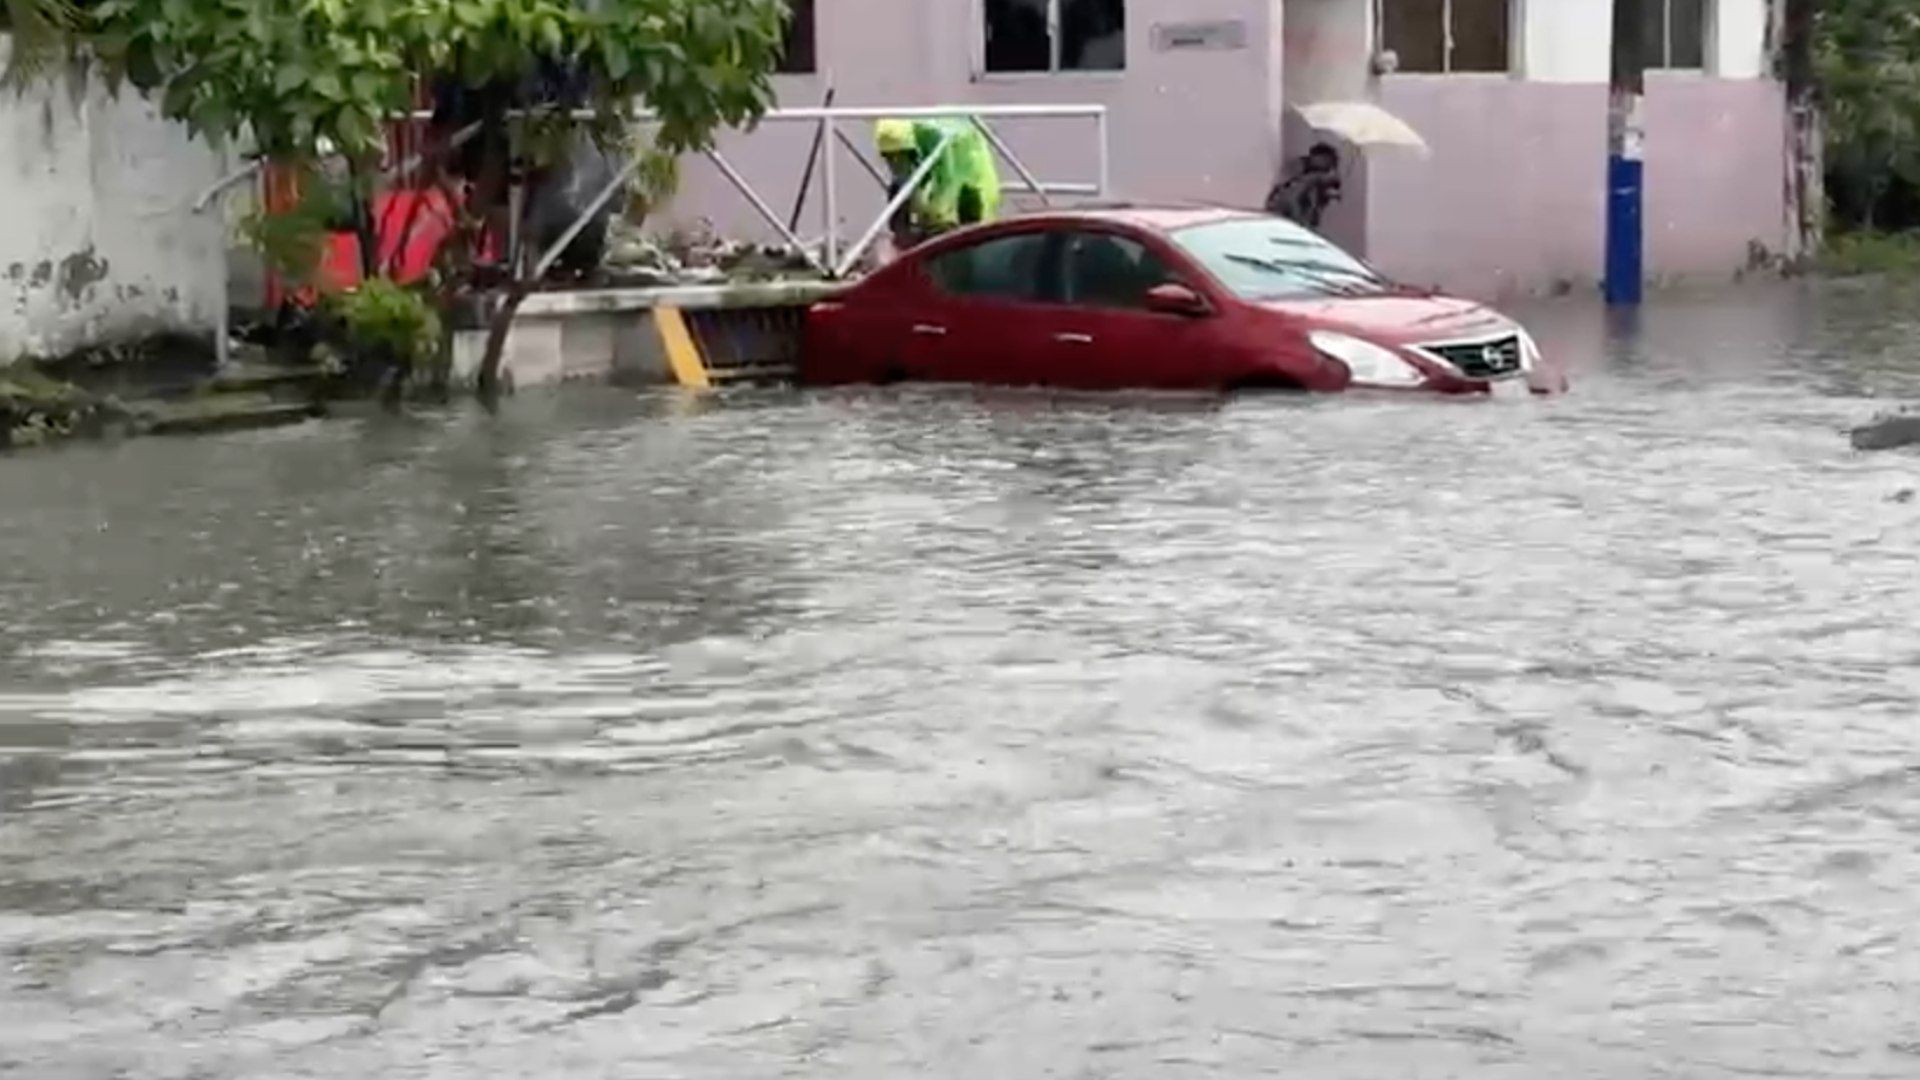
<box><xmin>1291</xmin><ymin>101</ymin><xmax>1430</xmax><ymax>157</ymax></box>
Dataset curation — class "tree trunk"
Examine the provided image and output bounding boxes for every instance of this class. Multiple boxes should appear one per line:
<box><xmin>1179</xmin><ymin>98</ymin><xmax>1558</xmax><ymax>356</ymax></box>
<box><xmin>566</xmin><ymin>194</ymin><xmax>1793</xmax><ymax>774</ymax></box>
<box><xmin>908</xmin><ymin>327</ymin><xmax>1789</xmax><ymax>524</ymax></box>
<box><xmin>1781</xmin><ymin>0</ymin><xmax>1824</xmax><ymax>260</ymax></box>
<box><xmin>464</xmin><ymin>92</ymin><xmax>524</xmax><ymax>406</ymax></box>
<box><xmin>471</xmin><ymin>96</ymin><xmax>514</xmax><ymax>280</ymax></box>
<box><xmin>475</xmin><ymin>279</ymin><xmax>532</xmax><ymax>404</ymax></box>
<box><xmin>347</xmin><ymin>159</ymin><xmax>380</xmax><ymax>282</ymax></box>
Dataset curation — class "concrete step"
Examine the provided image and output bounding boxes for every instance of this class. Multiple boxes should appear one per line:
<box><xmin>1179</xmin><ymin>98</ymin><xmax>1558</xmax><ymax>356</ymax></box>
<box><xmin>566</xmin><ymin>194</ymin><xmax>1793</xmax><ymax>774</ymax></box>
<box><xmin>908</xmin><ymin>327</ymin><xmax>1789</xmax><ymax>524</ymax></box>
<box><xmin>125</xmin><ymin>363</ymin><xmax>328</xmax><ymax>403</ymax></box>
<box><xmin>205</xmin><ymin>363</ymin><xmax>330</xmax><ymax>397</ymax></box>
<box><xmin>138</xmin><ymin>394</ymin><xmax>325</xmax><ymax>437</ymax></box>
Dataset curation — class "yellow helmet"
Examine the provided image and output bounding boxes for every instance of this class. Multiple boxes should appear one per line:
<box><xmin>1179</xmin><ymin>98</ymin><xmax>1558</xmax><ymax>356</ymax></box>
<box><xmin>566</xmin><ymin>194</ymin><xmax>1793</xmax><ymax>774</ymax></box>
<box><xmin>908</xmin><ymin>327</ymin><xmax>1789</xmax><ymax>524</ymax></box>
<box><xmin>874</xmin><ymin>118</ymin><xmax>915</xmax><ymax>155</ymax></box>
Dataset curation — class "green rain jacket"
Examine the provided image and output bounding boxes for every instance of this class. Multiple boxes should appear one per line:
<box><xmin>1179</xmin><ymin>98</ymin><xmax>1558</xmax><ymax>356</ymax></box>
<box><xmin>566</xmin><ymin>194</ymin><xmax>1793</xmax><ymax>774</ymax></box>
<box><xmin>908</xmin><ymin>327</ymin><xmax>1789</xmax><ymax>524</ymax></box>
<box><xmin>889</xmin><ymin>119</ymin><xmax>1002</xmax><ymax>232</ymax></box>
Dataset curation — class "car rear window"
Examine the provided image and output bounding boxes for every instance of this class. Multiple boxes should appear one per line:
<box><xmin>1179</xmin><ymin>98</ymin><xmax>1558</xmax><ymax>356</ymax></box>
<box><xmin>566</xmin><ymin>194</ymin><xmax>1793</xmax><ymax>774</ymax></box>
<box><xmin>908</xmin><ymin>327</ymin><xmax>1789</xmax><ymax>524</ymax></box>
<box><xmin>924</xmin><ymin>232</ymin><xmax>1052</xmax><ymax>301</ymax></box>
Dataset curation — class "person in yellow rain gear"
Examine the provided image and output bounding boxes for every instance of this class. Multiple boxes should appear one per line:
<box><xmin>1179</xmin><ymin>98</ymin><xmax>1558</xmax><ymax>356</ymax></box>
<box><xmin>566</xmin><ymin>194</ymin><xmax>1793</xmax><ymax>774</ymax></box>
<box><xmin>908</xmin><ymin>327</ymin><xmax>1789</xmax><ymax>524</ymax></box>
<box><xmin>874</xmin><ymin>117</ymin><xmax>1002</xmax><ymax>251</ymax></box>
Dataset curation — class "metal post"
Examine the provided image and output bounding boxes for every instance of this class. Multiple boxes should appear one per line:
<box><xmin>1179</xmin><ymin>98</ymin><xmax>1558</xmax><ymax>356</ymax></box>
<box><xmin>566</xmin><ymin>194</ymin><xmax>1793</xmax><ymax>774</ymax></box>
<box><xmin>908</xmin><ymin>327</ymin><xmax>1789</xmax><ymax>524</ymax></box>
<box><xmin>789</xmin><ymin>83</ymin><xmax>836</xmax><ymax>232</ymax></box>
<box><xmin>835</xmin><ymin>127</ymin><xmax>959</xmax><ymax>278</ymax></box>
<box><xmin>193</xmin><ymin>161</ymin><xmax>265</xmax><ymax>215</ymax></box>
<box><xmin>1605</xmin><ymin>0</ymin><xmax>1646</xmax><ymax>306</ymax></box>
<box><xmin>214</xmin><ymin>281</ymin><xmax>231</xmax><ymax>368</ymax></box>
<box><xmin>1096</xmin><ymin>109</ymin><xmax>1110</xmax><ymax>196</ymax></box>
<box><xmin>508</xmin><ymin>182</ymin><xmax>525</xmax><ymax>278</ymax></box>
<box><xmin>189</xmin><ymin>166</ymin><xmax>259</xmax><ymax>368</ymax></box>
<box><xmin>822</xmin><ymin>116</ymin><xmax>839</xmax><ymax>270</ymax></box>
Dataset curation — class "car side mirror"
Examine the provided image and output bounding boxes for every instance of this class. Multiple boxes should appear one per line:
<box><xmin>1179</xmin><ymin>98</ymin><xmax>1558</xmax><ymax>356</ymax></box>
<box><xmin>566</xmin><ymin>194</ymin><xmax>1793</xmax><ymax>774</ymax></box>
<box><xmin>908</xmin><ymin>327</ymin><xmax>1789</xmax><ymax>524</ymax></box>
<box><xmin>1144</xmin><ymin>282</ymin><xmax>1210</xmax><ymax>318</ymax></box>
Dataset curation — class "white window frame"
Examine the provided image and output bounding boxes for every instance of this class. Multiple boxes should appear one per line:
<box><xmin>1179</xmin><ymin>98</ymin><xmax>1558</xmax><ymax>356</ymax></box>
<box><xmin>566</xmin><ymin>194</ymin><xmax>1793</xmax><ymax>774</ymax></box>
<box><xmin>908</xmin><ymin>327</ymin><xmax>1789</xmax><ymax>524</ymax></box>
<box><xmin>1648</xmin><ymin>0</ymin><xmax>1712</xmax><ymax>72</ymax></box>
<box><xmin>975</xmin><ymin>0</ymin><xmax>1128</xmax><ymax>79</ymax></box>
<box><xmin>1373</xmin><ymin>0</ymin><xmax>1521</xmax><ymax>77</ymax></box>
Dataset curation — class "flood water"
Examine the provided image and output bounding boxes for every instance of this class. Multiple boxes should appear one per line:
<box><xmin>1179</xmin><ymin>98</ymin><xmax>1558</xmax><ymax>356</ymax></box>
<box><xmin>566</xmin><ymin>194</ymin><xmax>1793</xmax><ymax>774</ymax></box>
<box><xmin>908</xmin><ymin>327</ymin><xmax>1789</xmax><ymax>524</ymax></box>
<box><xmin>4</xmin><ymin>279</ymin><xmax>1920</xmax><ymax>1078</ymax></box>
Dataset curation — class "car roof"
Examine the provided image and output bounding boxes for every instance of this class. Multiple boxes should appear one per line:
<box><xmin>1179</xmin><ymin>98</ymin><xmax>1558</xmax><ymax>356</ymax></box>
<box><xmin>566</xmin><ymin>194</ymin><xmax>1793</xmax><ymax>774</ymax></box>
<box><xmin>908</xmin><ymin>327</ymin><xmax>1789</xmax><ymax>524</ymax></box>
<box><xmin>1000</xmin><ymin>203</ymin><xmax>1263</xmax><ymax>233</ymax></box>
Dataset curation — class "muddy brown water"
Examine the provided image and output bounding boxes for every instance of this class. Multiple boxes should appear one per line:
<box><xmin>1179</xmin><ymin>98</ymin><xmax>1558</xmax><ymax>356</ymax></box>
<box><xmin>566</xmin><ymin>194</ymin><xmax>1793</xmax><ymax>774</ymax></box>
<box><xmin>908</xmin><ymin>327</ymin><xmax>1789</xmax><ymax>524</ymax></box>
<box><xmin>5</xmin><ymin>279</ymin><xmax>1920</xmax><ymax>1078</ymax></box>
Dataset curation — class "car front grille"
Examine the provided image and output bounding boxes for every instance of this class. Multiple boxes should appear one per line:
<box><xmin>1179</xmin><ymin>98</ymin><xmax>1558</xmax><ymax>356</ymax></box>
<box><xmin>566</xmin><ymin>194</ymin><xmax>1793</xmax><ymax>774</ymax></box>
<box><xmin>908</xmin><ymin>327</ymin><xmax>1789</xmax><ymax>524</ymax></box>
<box><xmin>1418</xmin><ymin>335</ymin><xmax>1524</xmax><ymax>380</ymax></box>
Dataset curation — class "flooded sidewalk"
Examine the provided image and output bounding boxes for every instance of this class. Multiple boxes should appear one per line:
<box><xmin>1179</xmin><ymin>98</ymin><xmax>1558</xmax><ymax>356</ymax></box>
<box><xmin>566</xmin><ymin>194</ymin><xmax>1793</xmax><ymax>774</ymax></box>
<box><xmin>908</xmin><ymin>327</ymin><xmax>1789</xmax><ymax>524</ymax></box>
<box><xmin>4</xmin><ymin>278</ymin><xmax>1920</xmax><ymax>1079</ymax></box>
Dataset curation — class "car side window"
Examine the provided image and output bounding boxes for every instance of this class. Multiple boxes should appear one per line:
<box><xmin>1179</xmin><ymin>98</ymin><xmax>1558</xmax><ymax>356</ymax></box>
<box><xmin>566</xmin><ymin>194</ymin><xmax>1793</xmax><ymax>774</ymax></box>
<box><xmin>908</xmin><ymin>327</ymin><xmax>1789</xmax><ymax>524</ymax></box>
<box><xmin>924</xmin><ymin>232</ymin><xmax>1053</xmax><ymax>302</ymax></box>
<box><xmin>1062</xmin><ymin>231</ymin><xmax>1176</xmax><ymax>310</ymax></box>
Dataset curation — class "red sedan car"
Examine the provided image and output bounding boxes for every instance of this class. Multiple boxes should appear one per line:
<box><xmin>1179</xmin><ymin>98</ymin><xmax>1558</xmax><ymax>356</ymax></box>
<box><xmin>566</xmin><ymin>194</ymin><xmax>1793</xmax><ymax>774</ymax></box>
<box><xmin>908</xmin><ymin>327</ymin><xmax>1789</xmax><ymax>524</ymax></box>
<box><xmin>801</xmin><ymin>206</ymin><xmax>1566</xmax><ymax>395</ymax></box>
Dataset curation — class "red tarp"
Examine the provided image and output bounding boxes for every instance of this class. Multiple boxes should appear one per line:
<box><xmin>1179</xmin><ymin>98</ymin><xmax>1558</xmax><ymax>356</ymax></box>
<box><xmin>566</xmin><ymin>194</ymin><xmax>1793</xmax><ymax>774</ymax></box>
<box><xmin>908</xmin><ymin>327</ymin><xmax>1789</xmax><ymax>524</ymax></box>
<box><xmin>317</xmin><ymin>188</ymin><xmax>461</xmax><ymax>291</ymax></box>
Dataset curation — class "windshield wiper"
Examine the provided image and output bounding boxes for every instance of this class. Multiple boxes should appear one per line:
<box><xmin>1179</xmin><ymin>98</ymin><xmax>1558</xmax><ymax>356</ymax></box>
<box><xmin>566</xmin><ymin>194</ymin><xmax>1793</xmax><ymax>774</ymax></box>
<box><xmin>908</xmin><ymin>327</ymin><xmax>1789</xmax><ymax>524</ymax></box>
<box><xmin>1223</xmin><ymin>253</ymin><xmax>1382</xmax><ymax>297</ymax></box>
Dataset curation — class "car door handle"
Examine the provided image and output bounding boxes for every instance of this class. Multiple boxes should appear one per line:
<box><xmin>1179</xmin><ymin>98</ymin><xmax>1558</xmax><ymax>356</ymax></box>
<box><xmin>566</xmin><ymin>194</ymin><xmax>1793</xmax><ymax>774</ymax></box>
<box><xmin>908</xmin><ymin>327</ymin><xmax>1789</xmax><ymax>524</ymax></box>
<box><xmin>1055</xmin><ymin>333</ymin><xmax>1094</xmax><ymax>344</ymax></box>
<box><xmin>912</xmin><ymin>324</ymin><xmax>947</xmax><ymax>336</ymax></box>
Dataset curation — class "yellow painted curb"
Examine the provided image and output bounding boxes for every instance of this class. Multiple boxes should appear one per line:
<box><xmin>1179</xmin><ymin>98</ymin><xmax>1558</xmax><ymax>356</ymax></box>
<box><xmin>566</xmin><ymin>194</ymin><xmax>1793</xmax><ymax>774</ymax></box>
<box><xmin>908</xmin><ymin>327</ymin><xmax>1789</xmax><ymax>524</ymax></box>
<box><xmin>655</xmin><ymin>305</ymin><xmax>711</xmax><ymax>389</ymax></box>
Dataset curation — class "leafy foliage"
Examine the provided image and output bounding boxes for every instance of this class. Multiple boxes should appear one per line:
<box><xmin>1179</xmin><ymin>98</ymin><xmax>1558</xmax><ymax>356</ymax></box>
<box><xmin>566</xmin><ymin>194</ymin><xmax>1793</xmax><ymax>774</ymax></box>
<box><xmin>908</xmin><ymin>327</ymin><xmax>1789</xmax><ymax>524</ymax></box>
<box><xmin>83</xmin><ymin>0</ymin><xmax>790</xmax><ymax>163</ymax></box>
<box><xmin>241</xmin><ymin>163</ymin><xmax>352</xmax><ymax>286</ymax></box>
<box><xmin>1817</xmin><ymin>0</ymin><xmax>1920</xmax><ymax>229</ymax></box>
<box><xmin>330</xmin><ymin>276</ymin><xmax>443</xmax><ymax>371</ymax></box>
<box><xmin>0</xmin><ymin>0</ymin><xmax>80</xmax><ymax>86</ymax></box>
<box><xmin>1818</xmin><ymin>228</ymin><xmax>1920</xmax><ymax>277</ymax></box>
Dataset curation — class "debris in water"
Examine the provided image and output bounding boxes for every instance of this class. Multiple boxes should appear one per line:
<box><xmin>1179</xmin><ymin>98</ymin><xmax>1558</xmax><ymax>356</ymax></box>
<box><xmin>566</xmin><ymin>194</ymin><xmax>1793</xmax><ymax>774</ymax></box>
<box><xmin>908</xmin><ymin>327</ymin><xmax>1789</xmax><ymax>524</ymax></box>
<box><xmin>1850</xmin><ymin>411</ymin><xmax>1920</xmax><ymax>452</ymax></box>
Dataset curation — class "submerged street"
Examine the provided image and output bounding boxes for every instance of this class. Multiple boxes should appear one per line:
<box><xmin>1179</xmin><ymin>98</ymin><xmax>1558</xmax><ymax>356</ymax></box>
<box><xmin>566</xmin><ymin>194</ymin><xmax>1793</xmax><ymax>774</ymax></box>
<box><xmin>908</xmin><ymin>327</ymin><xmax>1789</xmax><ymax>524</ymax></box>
<box><xmin>4</xmin><ymin>278</ymin><xmax>1920</xmax><ymax>1078</ymax></box>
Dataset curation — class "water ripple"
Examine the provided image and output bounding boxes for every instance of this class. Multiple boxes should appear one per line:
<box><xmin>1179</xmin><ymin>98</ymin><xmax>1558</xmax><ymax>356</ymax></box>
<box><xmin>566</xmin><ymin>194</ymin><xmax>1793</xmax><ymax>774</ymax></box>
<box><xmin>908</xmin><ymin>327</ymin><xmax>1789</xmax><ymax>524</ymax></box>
<box><xmin>4</xmin><ymin>282</ymin><xmax>1920</xmax><ymax>1077</ymax></box>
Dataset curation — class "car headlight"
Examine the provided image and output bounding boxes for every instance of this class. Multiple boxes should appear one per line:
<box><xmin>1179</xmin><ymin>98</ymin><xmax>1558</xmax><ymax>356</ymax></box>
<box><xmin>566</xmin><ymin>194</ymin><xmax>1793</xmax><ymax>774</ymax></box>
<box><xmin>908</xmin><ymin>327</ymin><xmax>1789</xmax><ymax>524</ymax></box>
<box><xmin>1307</xmin><ymin>331</ymin><xmax>1426</xmax><ymax>388</ymax></box>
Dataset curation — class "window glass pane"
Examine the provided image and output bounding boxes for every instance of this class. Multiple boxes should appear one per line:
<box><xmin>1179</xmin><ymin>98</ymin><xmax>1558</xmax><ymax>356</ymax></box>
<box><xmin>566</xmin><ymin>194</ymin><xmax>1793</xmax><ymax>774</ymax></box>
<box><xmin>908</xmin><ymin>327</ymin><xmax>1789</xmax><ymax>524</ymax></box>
<box><xmin>1063</xmin><ymin>232</ymin><xmax>1172</xmax><ymax>308</ymax></box>
<box><xmin>1640</xmin><ymin>0</ymin><xmax>1669</xmax><ymax>67</ymax></box>
<box><xmin>1668</xmin><ymin>0</ymin><xmax>1706</xmax><ymax>68</ymax></box>
<box><xmin>775</xmin><ymin>0</ymin><xmax>816</xmax><ymax>74</ymax></box>
<box><xmin>985</xmin><ymin>0</ymin><xmax>1052</xmax><ymax>72</ymax></box>
<box><xmin>1450</xmin><ymin>0</ymin><xmax>1511</xmax><ymax>72</ymax></box>
<box><xmin>1169</xmin><ymin>218</ymin><xmax>1387</xmax><ymax>301</ymax></box>
<box><xmin>1061</xmin><ymin>0</ymin><xmax>1126</xmax><ymax>71</ymax></box>
<box><xmin>1382</xmin><ymin>0</ymin><xmax>1446</xmax><ymax>73</ymax></box>
<box><xmin>926</xmin><ymin>233</ymin><xmax>1053</xmax><ymax>301</ymax></box>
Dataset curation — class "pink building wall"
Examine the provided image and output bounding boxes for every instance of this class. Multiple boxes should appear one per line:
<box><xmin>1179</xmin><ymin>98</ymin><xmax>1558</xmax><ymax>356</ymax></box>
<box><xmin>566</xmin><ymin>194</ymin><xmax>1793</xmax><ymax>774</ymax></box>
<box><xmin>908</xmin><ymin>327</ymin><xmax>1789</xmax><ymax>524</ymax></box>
<box><xmin>1367</xmin><ymin>78</ymin><xmax>1609</xmax><ymax>296</ymax></box>
<box><xmin>1642</xmin><ymin>72</ymin><xmax>1790</xmax><ymax>277</ymax></box>
<box><xmin>656</xmin><ymin>1</ymin><xmax>1790</xmax><ymax>300</ymax></box>
<box><xmin>1367</xmin><ymin>73</ymin><xmax>1788</xmax><ymax>298</ymax></box>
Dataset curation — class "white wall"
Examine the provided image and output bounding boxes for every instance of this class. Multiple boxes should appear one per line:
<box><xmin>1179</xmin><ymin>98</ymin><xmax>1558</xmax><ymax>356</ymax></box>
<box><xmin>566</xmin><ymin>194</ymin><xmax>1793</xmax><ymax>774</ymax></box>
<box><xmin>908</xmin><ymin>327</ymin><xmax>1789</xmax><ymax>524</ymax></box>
<box><xmin>1515</xmin><ymin>0</ymin><xmax>1772</xmax><ymax>85</ymax></box>
<box><xmin>1521</xmin><ymin>0</ymin><xmax>1613</xmax><ymax>83</ymax></box>
<box><xmin>0</xmin><ymin>37</ymin><xmax>227</xmax><ymax>364</ymax></box>
<box><xmin>1712</xmin><ymin>0</ymin><xmax>1769</xmax><ymax>79</ymax></box>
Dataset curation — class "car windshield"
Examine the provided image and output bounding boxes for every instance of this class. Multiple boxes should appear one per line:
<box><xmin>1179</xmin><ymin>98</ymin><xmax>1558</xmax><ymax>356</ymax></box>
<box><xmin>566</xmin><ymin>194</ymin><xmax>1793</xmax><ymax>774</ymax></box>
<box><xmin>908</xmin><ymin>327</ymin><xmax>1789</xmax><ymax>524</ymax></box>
<box><xmin>1169</xmin><ymin>217</ymin><xmax>1390</xmax><ymax>300</ymax></box>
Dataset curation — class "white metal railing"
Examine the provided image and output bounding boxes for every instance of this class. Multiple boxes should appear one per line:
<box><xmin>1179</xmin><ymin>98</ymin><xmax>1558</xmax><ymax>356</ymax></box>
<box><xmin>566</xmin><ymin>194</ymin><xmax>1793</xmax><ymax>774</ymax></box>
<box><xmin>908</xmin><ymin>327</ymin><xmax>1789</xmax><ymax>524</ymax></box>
<box><xmin>682</xmin><ymin>103</ymin><xmax>1109</xmax><ymax>278</ymax></box>
<box><xmin>486</xmin><ymin>102</ymin><xmax>1110</xmax><ymax>280</ymax></box>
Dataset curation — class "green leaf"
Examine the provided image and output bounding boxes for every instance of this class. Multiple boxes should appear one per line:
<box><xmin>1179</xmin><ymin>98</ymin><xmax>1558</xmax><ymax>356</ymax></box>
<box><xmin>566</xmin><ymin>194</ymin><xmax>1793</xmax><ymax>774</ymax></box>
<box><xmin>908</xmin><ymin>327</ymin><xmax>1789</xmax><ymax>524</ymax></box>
<box><xmin>603</xmin><ymin>37</ymin><xmax>630</xmax><ymax>80</ymax></box>
<box><xmin>310</xmin><ymin>70</ymin><xmax>343</xmax><ymax>100</ymax></box>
